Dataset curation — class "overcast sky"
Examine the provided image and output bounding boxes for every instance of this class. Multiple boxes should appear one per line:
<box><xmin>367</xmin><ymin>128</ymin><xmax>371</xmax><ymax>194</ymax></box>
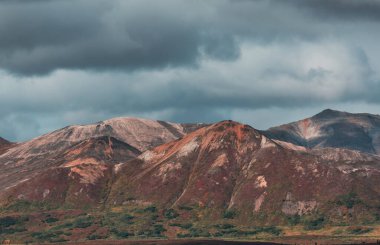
<box><xmin>1</xmin><ymin>0</ymin><xmax>380</xmax><ymax>141</ymax></box>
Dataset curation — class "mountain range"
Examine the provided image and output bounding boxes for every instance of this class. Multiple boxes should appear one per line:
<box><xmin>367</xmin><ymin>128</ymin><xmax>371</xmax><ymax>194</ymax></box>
<box><xmin>1</xmin><ymin>109</ymin><xmax>380</xmax><ymax>243</ymax></box>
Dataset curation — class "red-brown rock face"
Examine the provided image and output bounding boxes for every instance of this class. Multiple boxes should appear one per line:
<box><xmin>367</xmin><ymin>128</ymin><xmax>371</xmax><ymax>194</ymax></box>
<box><xmin>0</xmin><ymin>137</ymin><xmax>14</xmax><ymax>155</ymax></box>
<box><xmin>0</xmin><ymin>136</ymin><xmax>139</xmax><ymax>207</ymax></box>
<box><xmin>0</xmin><ymin>118</ymin><xmax>204</xmax><ymax>207</ymax></box>
<box><xmin>265</xmin><ymin>109</ymin><xmax>380</xmax><ymax>155</ymax></box>
<box><xmin>109</xmin><ymin>120</ymin><xmax>380</xmax><ymax>222</ymax></box>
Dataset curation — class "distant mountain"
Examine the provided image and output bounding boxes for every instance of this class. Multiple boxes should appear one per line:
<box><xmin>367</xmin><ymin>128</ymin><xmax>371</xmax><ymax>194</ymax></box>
<box><xmin>264</xmin><ymin>109</ymin><xmax>380</xmax><ymax>155</ymax></box>
<box><xmin>0</xmin><ymin>117</ymin><xmax>204</xmax><ymax>193</ymax></box>
<box><xmin>0</xmin><ymin>137</ymin><xmax>14</xmax><ymax>155</ymax></box>
<box><xmin>108</xmin><ymin>120</ymin><xmax>380</xmax><ymax>223</ymax></box>
<box><xmin>1</xmin><ymin>115</ymin><xmax>380</xmax><ymax>243</ymax></box>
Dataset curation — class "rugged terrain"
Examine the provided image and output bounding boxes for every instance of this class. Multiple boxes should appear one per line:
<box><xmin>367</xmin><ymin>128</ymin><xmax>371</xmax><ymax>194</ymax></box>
<box><xmin>109</xmin><ymin>120</ymin><xmax>380</xmax><ymax>223</ymax></box>
<box><xmin>0</xmin><ymin>137</ymin><xmax>13</xmax><ymax>155</ymax></box>
<box><xmin>265</xmin><ymin>109</ymin><xmax>380</xmax><ymax>154</ymax></box>
<box><xmin>0</xmin><ymin>118</ymin><xmax>204</xmax><ymax>206</ymax></box>
<box><xmin>1</xmin><ymin>112</ymin><xmax>380</xmax><ymax>244</ymax></box>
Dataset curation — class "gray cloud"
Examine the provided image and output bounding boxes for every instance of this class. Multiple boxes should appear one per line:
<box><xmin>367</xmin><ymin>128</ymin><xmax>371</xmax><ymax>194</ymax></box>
<box><xmin>291</xmin><ymin>0</ymin><xmax>380</xmax><ymax>21</ymax></box>
<box><xmin>4</xmin><ymin>0</ymin><xmax>379</xmax><ymax>75</ymax></box>
<box><xmin>1</xmin><ymin>0</ymin><xmax>380</xmax><ymax>141</ymax></box>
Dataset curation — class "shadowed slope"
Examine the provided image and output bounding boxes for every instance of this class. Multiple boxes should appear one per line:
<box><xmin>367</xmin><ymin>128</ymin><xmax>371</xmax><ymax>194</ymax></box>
<box><xmin>265</xmin><ymin>109</ymin><xmax>380</xmax><ymax>155</ymax></box>
<box><xmin>0</xmin><ymin>137</ymin><xmax>14</xmax><ymax>155</ymax></box>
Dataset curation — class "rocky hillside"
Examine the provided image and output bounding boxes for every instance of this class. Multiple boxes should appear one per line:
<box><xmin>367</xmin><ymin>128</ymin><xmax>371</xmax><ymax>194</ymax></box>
<box><xmin>108</xmin><ymin>120</ymin><xmax>380</xmax><ymax>224</ymax></box>
<box><xmin>1</xmin><ymin>119</ymin><xmax>380</xmax><ymax>243</ymax></box>
<box><xmin>0</xmin><ymin>118</ymin><xmax>204</xmax><ymax>195</ymax></box>
<box><xmin>264</xmin><ymin>109</ymin><xmax>380</xmax><ymax>155</ymax></box>
<box><xmin>0</xmin><ymin>137</ymin><xmax>13</xmax><ymax>155</ymax></box>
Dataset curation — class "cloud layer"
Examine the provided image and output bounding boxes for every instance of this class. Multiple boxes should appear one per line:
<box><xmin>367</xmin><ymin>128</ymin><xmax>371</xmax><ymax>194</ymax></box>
<box><xmin>1</xmin><ymin>0</ymin><xmax>380</xmax><ymax>141</ymax></box>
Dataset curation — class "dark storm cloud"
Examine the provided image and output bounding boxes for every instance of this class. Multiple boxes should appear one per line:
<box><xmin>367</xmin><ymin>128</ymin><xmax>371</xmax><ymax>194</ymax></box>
<box><xmin>0</xmin><ymin>0</ymin><xmax>228</xmax><ymax>75</ymax></box>
<box><xmin>1</xmin><ymin>0</ymin><xmax>380</xmax><ymax>141</ymax></box>
<box><xmin>5</xmin><ymin>0</ymin><xmax>380</xmax><ymax>75</ymax></box>
<box><xmin>290</xmin><ymin>0</ymin><xmax>380</xmax><ymax>21</ymax></box>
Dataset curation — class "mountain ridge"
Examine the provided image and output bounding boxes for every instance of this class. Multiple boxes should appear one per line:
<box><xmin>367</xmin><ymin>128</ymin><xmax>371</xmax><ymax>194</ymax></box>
<box><xmin>1</xmin><ymin>112</ymin><xmax>380</xmax><ymax>242</ymax></box>
<box><xmin>0</xmin><ymin>117</ymin><xmax>205</xmax><ymax>193</ymax></box>
<box><xmin>264</xmin><ymin>109</ymin><xmax>380</xmax><ymax>155</ymax></box>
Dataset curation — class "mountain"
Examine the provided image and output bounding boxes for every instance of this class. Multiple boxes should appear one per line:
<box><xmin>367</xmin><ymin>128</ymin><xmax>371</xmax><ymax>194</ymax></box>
<box><xmin>0</xmin><ymin>136</ymin><xmax>142</xmax><ymax>207</ymax></box>
<box><xmin>0</xmin><ymin>117</ymin><xmax>204</xmax><ymax>199</ymax></box>
<box><xmin>108</xmin><ymin>120</ymin><xmax>380</xmax><ymax>224</ymax></box>
<box><xmin>264</xmin><ymin>109</ymin><xmax>380</xmax><ymax>155</ymax></box>
<box><xmin>1</xmin><ymin>119</ymin><xmax>380</xmax><ymax>243</ymax></box>
<box><xmin>0</xmin><ymin>137</ymin><xmax>13</xmax><ymax>155</ymax></box>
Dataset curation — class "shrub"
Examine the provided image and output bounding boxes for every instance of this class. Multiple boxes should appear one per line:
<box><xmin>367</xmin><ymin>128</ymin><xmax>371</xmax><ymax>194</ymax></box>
<box><xmin>0</xmin><ymin>226</ymin><xmax>27</xmax><ymax>235</ymax></box>
<box><xmin>215</xmin><ymin>223</ymin><xmax>235</xmax><ymax>229</ymax></box>
<box><xmin>114</xmin><ymin>230</ymin><xmax>131</xmax><ymax>238</ymax></box>
<box><xmin>87</xmin><ymin>234</ymin><xmax>107</xmax><ymax>240</ymax></box>
<box><xmin>164</xmin><ymin>209</ymin><xmax>179</xmax><ymax>219</ymax></box>
<box><xmin>178</xmin><ymin>205</ymin><xmax>193</xmax><ymax>211</ymax></box>
<box><xmin>45</xmin><ymin>217</ymin><xmax>59</xmax><ymax>223</ymax></box>
<box><xmin>73</xmin><ymin>217</ymin><xmax>93</xmax><ymax>228</ymax></box>
<box><xmin>336</xmin><ymin>192</ymin><xmax>361</xmax><ymax>208</ymax></box>
<box><xmin>188</xmin><ymin>228</ymin><xmax>211</xmax><ymax>237</ymax></box>
<box><xmin>176</xmin><ymin>228</ymin><xmax>210</xmax><ymax>238</ymax></box>
<box><xmin>169</xmin><ymin>223</ymin><xmax>193</xmax><ymax>229</ymax></box>
<box><xmin>144</xmin><ymin>206</ymin><xmax>157</xmax><ymax>213</ymax></box>
<box><xmin>223</xmin><ymin>210</ymin><xmax>237</xmax><ymax>219</ymax></box>
<box><xmin>31</xmin><ymin>230</ymin><xmax>63</xmax><ymax>241</ymax></box>
<box><xmin>304</xmin><ymin>216</ymin><xmax>325</xmax><ymax>230</ymax></box>
<box><xmin>120</xmin><ymin>214</ymin><xmax>134</xmax><ymax>223</ymax></box>
<box><xmin>258</xmin><ymin>226</ymin><xmax>282</xmax><ymax>236</ymax></box>
<box><xmin>0</xmin><ymin>216</ymin><xmax>18</xmax><ymax>228</ymax></box>
<box><xmin>287</xmin><ymin>215</ymin><xmax>300</xmax><ymax>226</ymax></box>
<box><xmin>153</xmin><ymin>224</ymin><xmax>166</xmax><ymax>236</ymax></box>
<box><xmin>347</xmin><ymin>226</ymin><xmax>373</xmax><ymax>235</ymax></box>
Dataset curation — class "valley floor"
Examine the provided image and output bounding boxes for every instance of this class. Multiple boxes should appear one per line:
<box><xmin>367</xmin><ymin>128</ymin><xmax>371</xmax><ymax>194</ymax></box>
<box><xmin>1</xmin><ymin>203</ymin><xmax>380</xmax><ymax>244</ymax></box>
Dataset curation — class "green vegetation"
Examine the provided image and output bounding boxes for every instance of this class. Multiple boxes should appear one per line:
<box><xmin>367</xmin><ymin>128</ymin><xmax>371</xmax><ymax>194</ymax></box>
<box><xmin>110</xmin><ymin>228</ymin><xmax>131</xmax><ymax>238</ymax></box>
<box><xmin>164</xmin><ymin>208</ymin><xmax>179</xmax><ymax>219</ymax></box>
<box><xmin>73</xmin><ymin>216</ymin><xmax>93</xmax><ymax>228</ymax></box>
<box><xmin>44</xmin><ymin>217</ymin><xmax>59</xmax><ymax>223</ymax></box>
<box><xmin>0</xmin><ymin>226</ymin><xmax>27</xmax><ymax>235</ymax></box>
<box><xmin>0</xmin><ymin>215</ymin><xmax>29</xmax><ymax>235</ymax></box>
<box><xmin>87</xmin><ymin>233</ymin><xmax>108</xmax><ymax>240</ymax></box>
<box><xmin>177</xmin><ymin>227</ymin><xmax>211</xmax><ymax>238</ymax></box>
<box><xmin>120</xmin><ymin>213</ymin><xmax>134</xmax><ymax>224</ymax></box>
<box><xmin>137</xmin><ymin>224</ymin><xmax>166</xmax><ymax>238</ymax></box>
<box><xmin>169</xmin><ymin>223</ymin><xmax>193</xmax><ymax>229</ymax></box>
<box><xmin>0</xmin><ymin>216</ymin><xmax>18</xmax><ymax>227</ymax></box>
<box><xmin>287</xmin><ymin>214</ymin><xmax>300</xmax><ymax>226</ymax></box>
<box><xmin>215</xmin><ymin>223</ymin><xmax>235</xmax><ymax>229</ymax></box>
<box><xmin>223</xmin><ymin>209</ymin><xmax>237</xmax><ymax>219</ymax></box>
<box><xmin>347</xmin><ymin>226</ymin><xmax>373</xmax><ymax>235</ymax></box>
<box><xmin>143</xmin><ymin>205</ymin><xmax>157</xmax><ymax>213</ymax></box>
<box><xmin>4</xmin><ymin>201</ymin><xmax>380</xmax><ymax>242</ymax></box>
<box><xmin>1</xmin><ymin>200</ymin><xmax>56</xmax><ymax>212</ymax></box>
<box><xmin>31</xmin><ymin>230</ymin><xmax>67</xmax><ymax>242</ymax></box>
<box><xmin>336</xmin><ymin>191</ymin><xmax>361</xmax><ymax>208</ymax></box>
<box><xmin>178</xmin><ymin>205</ymin><xmax>193</xmax><ymax>211</ymax></box>
<box><xmin>214</xmin><ymin>224</ymin><xmax>282</xmax><ymax>237</ymax></box>
<box><xmin>303</xmin><ymin>216</ymin><xmax>325</xmax><ymax>230</ymax></box>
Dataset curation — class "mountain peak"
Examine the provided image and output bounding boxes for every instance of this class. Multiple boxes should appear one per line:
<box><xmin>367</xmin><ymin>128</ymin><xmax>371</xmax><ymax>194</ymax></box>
<box><xmin>0</xmin><ymin>137</ymin><xmax>13</xmax><ymax>155</ymax></box>
<box><xmin>312</xmin><ymin>109</ymin><xmax>349</xmax><ymax>119</ymax></box>
<box><xmin>266</xmin><ymin>110</ymin><xmax>380</xmax><ymax>154</ymax></box>
<box><xmin>0</xmin><ymin>137</ymin><xmax>10</xmax><ymax>145</ymax></box>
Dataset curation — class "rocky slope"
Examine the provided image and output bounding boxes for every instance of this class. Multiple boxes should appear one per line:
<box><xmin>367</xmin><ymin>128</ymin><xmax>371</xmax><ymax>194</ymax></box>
<box><xmin>0</xmin><ymin>118</ymin><xmax>204</xmax><ymax>204</ymax></box>
<box><xmin>108</xmin><ymin>121</ymin><xmax>380</xmax><ymax>224</ymax></box>
<box><xmin>264</xmin><ymin>109</ymin><xmax>380</xmax><ymax>155</ymax></box>
<box><xmin>1</xmin><ymin>119</ymin><xmax>380</xmax><ymax>243</ymax></box>
<box><xmin>0</xmin><ymin>136</ymin><xmax>142</xmax><ymax>207</ymax></box>
<box><xmin>0</xmin><ymin>137</ymin><xmax>13</xmax><ymax>155</ymax></box>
